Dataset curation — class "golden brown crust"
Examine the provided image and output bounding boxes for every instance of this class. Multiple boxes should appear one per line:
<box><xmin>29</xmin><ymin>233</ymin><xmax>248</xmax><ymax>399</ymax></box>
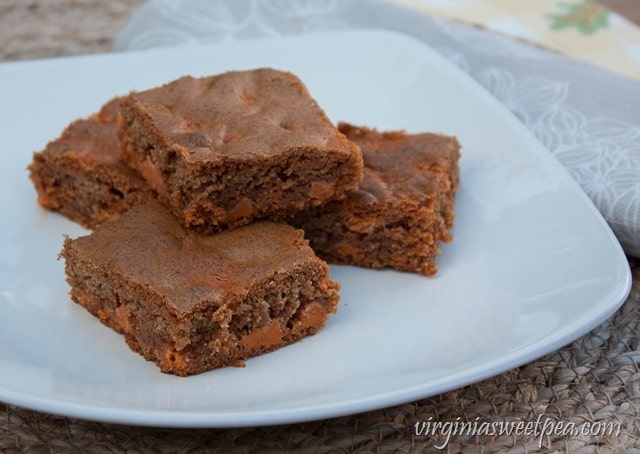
<box><xmin>127</xmin><ymin>69</ymin><xmax>357</xmax><ymax>162</ymax></box>
<box><xmin>337</xmin><ymin>122</ymin><xmax>460</xmax><ymax>203</ymax></box>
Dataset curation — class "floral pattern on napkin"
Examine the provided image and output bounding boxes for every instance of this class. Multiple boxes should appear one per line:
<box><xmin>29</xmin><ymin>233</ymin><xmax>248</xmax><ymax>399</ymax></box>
<box><xmin>547</xmin><ymin>0</ymin><xmax>609</xmax><ymax>34</ymax></box>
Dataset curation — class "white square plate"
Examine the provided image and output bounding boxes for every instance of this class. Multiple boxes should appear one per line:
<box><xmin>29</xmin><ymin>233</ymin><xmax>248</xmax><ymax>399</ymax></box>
<box><xmin>0</xmin><ymin>30</ymin><xmax>631</xmax><ymax>427</ymax></box>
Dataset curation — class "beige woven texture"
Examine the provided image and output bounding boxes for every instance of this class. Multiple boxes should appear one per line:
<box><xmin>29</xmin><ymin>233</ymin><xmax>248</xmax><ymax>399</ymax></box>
<box><xmin>2</xmin><ymin>1</ymin><xmax>639</xmax><ymax>452</ymax></box>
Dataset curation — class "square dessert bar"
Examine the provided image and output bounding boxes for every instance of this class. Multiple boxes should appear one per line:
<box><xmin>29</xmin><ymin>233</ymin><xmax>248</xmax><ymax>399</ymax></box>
<box><xmin>28</xmin><ymin>98</ymin><xmax>154</xmax><ymax>230</ymax></box>
<box><xmin>60</xmin><ymin>202</ymin><xmax>340</xmax><ymax>376</ymax></box>
<box><xmin>292</xmin><ymin>123</ymin><xmax>461</xmax><ymax>276</ymax></box>
<box><xmin>118</xmin><ymin>68</ymin><xmax>363</xmax><ymax>233</ymax></box>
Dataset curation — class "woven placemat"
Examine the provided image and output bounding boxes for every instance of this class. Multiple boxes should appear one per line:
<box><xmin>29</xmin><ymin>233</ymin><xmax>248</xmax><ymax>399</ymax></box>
<box><xmin>2</xmin><ymin>1</ymin><xmax>639</xmax><ymax>452</ymax></box>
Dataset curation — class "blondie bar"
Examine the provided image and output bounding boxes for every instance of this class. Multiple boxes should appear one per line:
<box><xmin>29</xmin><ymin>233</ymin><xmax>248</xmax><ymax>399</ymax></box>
<box><xmin>292</xmin><ymin>123</ymin><xmax>460</xmax><ymax>276</ymax></box>
<box><xmin>118</xmin><ymin>68</ymin><xmax>363</xmax><ymax>233</ymax></box>
<box><xmin>28</xmin><ymin>99</ymin><xmax>153</xmax><ymax>229</ymax></box>
<box><xmin>60</xmin><ymin>202</ymin><xmax>340</xmax><ymax>376</ymax></box>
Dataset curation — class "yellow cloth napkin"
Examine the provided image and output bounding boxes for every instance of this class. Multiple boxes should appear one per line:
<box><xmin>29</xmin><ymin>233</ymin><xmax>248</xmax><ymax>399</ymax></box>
<box><xmin>395</xmin><ymin>0</ymin><xmax>640</xmax><ymax>81</ymax></box>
